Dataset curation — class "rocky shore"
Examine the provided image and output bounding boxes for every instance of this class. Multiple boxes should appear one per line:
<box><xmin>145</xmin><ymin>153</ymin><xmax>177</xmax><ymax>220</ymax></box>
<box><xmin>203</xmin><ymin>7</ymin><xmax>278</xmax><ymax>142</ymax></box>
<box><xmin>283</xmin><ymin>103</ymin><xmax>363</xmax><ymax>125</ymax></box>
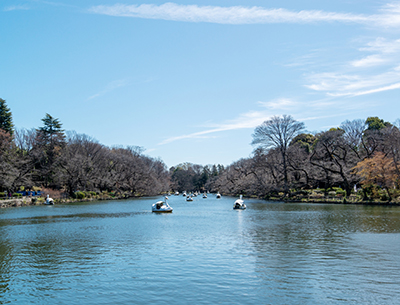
<box><xmin>0</xmin><ymin>197</ymin><xmax>37</xmax><ymax>208</ymax></box>
<box><xmin>0</xmin><ymin>194</ymin><xmax>137</xmax><ymax>208</ymax></box>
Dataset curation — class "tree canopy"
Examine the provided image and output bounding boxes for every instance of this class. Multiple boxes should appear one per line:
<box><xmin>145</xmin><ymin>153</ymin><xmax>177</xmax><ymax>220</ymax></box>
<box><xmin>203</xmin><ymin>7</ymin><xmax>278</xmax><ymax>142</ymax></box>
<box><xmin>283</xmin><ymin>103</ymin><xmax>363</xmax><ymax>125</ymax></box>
<box><xmin>365</xmin><ymin>117</ymin><xmax>390</xmax><ymax>131</ymax></box>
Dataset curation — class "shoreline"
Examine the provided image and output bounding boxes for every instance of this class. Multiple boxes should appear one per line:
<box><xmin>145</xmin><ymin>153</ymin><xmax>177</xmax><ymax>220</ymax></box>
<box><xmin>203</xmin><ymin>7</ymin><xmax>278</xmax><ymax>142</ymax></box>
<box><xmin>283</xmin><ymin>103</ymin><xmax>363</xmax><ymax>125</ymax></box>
<box><xmin>266</xmin><ymin>198</ymin><xmax>400</xmax><ymax>206</ymax></box>
<box><xmin>0</xmin><ymin>197</ymin><xmax>36</xmax><ymax>208</ymax></box>
<box><xmin>0</xmin><ymin>194</ymin><xmax>136</xmax><ymax>209</ymax></box>
<box><xmin>1</xmin><ymin>195</ymin><xmax>400</xmax><ymax>209</ymax></box>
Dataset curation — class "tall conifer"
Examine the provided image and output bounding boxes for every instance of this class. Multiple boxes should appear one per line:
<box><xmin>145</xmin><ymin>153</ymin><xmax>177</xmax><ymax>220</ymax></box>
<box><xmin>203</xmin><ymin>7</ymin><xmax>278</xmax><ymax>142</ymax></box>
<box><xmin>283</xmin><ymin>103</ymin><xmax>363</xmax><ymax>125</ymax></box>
<box><xmin>0</xmin><ymin>98</ymin><xmax>14</xmax><ymax>135</ymax></box>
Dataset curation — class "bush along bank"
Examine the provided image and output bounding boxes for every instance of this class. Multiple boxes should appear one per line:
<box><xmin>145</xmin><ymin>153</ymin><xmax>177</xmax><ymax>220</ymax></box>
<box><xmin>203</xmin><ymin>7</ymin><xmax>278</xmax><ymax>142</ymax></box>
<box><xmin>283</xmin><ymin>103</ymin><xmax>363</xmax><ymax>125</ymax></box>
<box><xmin>260</xmin><ymin>187</ymin><xmax>400</xmax><ymax>206</ymax></box>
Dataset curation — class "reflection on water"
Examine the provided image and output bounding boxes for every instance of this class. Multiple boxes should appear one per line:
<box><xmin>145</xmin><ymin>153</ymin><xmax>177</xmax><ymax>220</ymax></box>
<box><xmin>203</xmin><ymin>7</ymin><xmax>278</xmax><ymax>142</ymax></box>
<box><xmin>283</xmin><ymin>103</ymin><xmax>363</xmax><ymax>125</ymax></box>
<box><xmin>247</xmin><ymin>202</ymin><xmax>400</xmax><ymax>304</ymax></box>
<box><xmin>0</xmin><ymin>197</ymin><xmax>399</xmax><ymax>304</ymax></box>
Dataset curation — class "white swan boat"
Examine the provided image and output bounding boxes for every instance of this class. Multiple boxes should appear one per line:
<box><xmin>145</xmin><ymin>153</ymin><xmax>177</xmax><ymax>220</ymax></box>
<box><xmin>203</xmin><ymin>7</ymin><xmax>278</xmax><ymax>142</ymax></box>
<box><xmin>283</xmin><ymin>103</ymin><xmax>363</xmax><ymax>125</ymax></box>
<box><xmin>216</xmin><ymin>193</ymin><xmax>221</xmax><ymax>198</ymax></box>
<box><xmin>186</xmin><ymin>196</ymin><xmax>193</xmax><ymax>201</ymax></box>
<box><xmin>233</xmin><ymin>195</ymin><xmax>246</xmax><ymax>210</ymax></box>
<box><xmin>44</xmin><ymin>194</ymin><xmax>54</xmax><ymax>205</ymax></box>
<box><xmin>152</xmin><ymin>197</ymin><xmax>173</xmax><ymax>213</ymax></box>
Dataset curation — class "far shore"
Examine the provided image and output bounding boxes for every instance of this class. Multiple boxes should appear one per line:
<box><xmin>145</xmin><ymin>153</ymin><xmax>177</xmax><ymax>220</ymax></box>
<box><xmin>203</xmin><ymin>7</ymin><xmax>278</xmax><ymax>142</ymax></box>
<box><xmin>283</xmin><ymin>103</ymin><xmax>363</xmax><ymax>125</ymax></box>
<box><xmin>266</xmin><ymin>197</ymin><xmax>400</xmax><ymax>206</ymax></box>
<box><xmin>1</xmin><ymin>195</ymin><xmax>400</xmax><ymax>209</ymax></box>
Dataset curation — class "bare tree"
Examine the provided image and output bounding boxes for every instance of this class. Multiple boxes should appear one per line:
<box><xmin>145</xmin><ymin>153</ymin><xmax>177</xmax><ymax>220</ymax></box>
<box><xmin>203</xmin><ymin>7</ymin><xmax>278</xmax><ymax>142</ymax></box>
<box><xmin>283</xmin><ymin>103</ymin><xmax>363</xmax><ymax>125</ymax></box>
<box><xmin>14</xmin><ymin>128</ymin><xmax>37</xmax><ymax>153</ymax></box>
<box><xmin>249</xmin><ymin>148</ymin><xmax>279</xmax><ymax>196</ymax></box>
<box><xmin>381</xmin><ymin>125</ymin><xmax>400</xmax><ymax>183</ymax></box>
<box><xmin>11</xmin><ymin>128</ymin><xmax>38</xmax><ymax>189</ymax></box>
<box><xmin>251</xmin><ymin>115</ymin><xmax>305</xmax><ymax>194</ymax></box>
<box><xmin>310</xmin><ymin>129</ymin><xmax>359</xmax><ymax>196</ymax></box>
<box><xmin>340</xmin><ymin>119</ymin><xmax>368</xmax><ymax>159</ymax></box>
<box><xmin>212</xmin><ymin>158</ymin><xmax>255</xmax><ymax>196</ymax></box>
<box><xmin>60</xmin><ymin>132</ymin><xmax>106</xmax><ymax>195</ymax></box>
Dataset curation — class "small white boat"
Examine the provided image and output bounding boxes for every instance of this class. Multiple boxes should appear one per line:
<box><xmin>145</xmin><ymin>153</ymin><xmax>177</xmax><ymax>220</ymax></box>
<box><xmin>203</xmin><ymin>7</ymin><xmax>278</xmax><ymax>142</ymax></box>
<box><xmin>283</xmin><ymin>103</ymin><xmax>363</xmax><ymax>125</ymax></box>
<box><xmin>186</xmin><ymin>196</ymin><xmax>193</xmax><ymax>201</ymax></box>
<box><xmin>233</xmin><ymin>195</ymin><xmax>246</xmax><ymax>210</ymax></box>
<box><xmin>216</xmin><ymin>193</ymin><xmax>221</xmax><ymax>198</ymax></box>
<box><xmin>152</xmin><ymin>197</ymin><xmax>173</xmax><ymax>213</ymax></box>
<box><xmin>44</xmin><ymin>194</ymin><xmax>54</xmax><ymax>205</ymax></box>
<box><xmin>202</xmin><ymin>193</ymin><xmax>207</xmax><ymax>198</ymax></box>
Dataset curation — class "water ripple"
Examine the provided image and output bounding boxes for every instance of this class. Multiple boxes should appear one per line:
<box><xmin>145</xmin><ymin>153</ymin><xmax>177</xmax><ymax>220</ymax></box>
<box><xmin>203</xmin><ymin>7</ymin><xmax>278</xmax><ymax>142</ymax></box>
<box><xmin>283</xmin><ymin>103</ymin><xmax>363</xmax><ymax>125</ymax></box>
<box><xmin>0</xmin><ymin>198</ymin><xmax>399</xmax><ymax>304</ymax></box>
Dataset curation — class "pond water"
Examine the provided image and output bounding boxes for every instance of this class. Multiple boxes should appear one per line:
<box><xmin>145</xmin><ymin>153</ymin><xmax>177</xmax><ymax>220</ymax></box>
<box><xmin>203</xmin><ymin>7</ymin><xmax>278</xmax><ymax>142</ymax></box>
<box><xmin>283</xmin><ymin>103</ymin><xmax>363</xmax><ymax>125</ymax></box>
<box><xmin>1</xmin><ymin>195</ymin><xmax>399</xmax><ymax>304</ymax></box>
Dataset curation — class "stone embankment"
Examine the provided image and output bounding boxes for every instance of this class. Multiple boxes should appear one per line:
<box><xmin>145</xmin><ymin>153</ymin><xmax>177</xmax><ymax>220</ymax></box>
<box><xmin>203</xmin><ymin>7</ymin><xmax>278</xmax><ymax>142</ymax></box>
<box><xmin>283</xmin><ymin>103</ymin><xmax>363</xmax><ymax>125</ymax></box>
<box><xmin>1</xmin><ymin>194</ymin><xmax>135</xmax><ymax>208</ymax></box>
<box><xmin>0</xmin><ymin>197</ymin><xmax>38</xmax><ymax>208</ymax></box>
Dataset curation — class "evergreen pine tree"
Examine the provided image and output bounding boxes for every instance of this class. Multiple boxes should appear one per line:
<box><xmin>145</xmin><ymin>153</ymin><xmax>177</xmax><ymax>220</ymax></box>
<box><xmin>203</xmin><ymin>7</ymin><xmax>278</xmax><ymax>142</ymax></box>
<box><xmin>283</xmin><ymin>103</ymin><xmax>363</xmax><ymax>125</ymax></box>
<box><xmin>35</xmin><ymin>113</ymin><xmax>66</xmax><ymax>188</ymax></box>
<box><xmin>0</xmin><ymin>98</ymin><xmax>14</xmax><ymax>135</ymax></box>
<box><xmin>38</xmin><ymin>113</ymin><xmax>65</xmax><ymax>146</ymax></box>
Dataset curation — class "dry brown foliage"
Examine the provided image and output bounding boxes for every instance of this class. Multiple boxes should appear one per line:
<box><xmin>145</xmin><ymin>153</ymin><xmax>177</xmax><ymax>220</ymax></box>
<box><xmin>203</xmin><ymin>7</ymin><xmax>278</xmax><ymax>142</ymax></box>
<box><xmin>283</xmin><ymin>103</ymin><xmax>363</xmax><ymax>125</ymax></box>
<box><xmin>40</xmin><ymin>188</ymin><xmax>64</xmax><ymax>199</ymax></box>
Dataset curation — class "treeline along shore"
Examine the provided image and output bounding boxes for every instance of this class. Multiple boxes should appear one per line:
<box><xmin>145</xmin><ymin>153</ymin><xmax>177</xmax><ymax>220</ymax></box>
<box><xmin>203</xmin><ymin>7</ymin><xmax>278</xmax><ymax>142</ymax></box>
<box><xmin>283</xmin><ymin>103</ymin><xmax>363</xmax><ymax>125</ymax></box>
<box><xmin>1</xmin><ymin>98</ymin><xmax>400</xmax><ymax>207</ymax></box>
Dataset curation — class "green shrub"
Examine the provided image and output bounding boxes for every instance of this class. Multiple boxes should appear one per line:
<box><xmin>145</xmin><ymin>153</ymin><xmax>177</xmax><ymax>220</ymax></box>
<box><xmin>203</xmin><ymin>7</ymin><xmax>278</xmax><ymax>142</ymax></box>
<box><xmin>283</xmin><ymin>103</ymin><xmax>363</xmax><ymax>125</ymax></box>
<box><xmin>337</xmin><ymin>190</ymin><xmax>346</xmax><ymax>196</ymax></box>
<box><xmin>13</xmin><ymin>193</ymin><xmax>22</xmax><ymax>198</ymax></box>
<box><xmin>74</xmin><ymin>191</ymin><xmax>85</xmax><ymax>199</ymax></box>
<box><xmin>379</xmin><ymin>190</ymin><xmax>390</xmax><ymax>201</ymax></box>
<box><xmin>329</xmin><ymin>187</ymin><xmax>346</xmax><ymax>196</ymax></box>
<box><xmin>82</xmin><ymin>191</ymin><xmax>97</xmax><ymax>198</ymax></box>
<box><xmin>294</xmin><ymin>189</ymin><xmax>309</xmax><ymax>196</ymax></box>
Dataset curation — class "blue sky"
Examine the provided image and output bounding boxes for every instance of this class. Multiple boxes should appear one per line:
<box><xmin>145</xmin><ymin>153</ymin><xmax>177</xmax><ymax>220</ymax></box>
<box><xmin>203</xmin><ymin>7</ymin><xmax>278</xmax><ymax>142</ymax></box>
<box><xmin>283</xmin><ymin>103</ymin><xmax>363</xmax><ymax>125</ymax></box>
<box><xmin>2</xmin><ymin>0</ymin><xmax>400</xmax><ymax>167</ymax></box>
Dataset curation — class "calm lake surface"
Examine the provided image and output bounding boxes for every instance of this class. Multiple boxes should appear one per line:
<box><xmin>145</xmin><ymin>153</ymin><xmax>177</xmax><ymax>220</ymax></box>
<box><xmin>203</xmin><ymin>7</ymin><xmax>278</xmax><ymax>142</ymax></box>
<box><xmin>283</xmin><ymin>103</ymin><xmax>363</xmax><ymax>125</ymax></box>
<box><xmin>1</xmin><ymin>195</ymin><xmax>400</xmax><ymax>304</ymax></box>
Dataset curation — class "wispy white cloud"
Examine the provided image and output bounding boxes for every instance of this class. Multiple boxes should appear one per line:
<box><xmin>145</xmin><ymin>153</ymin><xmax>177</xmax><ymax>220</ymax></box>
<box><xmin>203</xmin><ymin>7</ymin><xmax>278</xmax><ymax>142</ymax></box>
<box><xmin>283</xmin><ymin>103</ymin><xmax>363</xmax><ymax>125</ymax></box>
<box><xmin>88</xmin><ymin>2</ymin><xmax>400</xmax><ymax>26</ymax></box>
<box><xmin>306</xmin><ymin>68</ymin><xmax>400</xmax><ymax>96</ymax></box>
<box><xmin>158</xmin><ymin>97</ymin><xmax>353</xmax><ymax>145</ymax></box>
<box><xmin>350</xmin><ymin>38</ymin><xmax>400</xmax><ymax>68</ymax></box>
<box><xmin>159</xmin><ymin>92</ymin><xmax>375</xmax><ymax>145</ymax></box>
<box><xmin>88</xmin><ymin>79</ymin><xmax>128</xmax><ymax>100</ymax></box>
<box><xmin>3</xmin><ymin>5</ymin><xmax>30</xmax><ymax>11</ymax></box>
<box><xmin>158</xmin><ymin>108</ymin><xmax>270</xmax><ymax>145</ymax></box>
<box><xmin>258</xmin><ymin>98</ymin><xmax>299</xmax><ymax>110</ymax></box>
<box><xmin>305</xmin><ymin>36</ymin><xmax>400</xmax><ymax>96</ymax></box>
<box><xmin>330</xmin><ymin>81</ymin><xmax>400</xmax><ymax>97</ymax></box>
<box><xmin>351</xmin><ymin>54</ymin><xmax>386</xmax><ymax>68</ymax></box>
<box><xmin>375</xmin><ymin>2</ymin><xmax>400</xmax><ymax>27</ymax></box>
<box><xmin>360</xmin><ymin>37</ymin><xmax>400</xmax><ymax>53</ymax></box>
<box><xmin>284</xmin><ymin>50</ymin><xmax>323</xmax><ymax>68</ymax></box>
